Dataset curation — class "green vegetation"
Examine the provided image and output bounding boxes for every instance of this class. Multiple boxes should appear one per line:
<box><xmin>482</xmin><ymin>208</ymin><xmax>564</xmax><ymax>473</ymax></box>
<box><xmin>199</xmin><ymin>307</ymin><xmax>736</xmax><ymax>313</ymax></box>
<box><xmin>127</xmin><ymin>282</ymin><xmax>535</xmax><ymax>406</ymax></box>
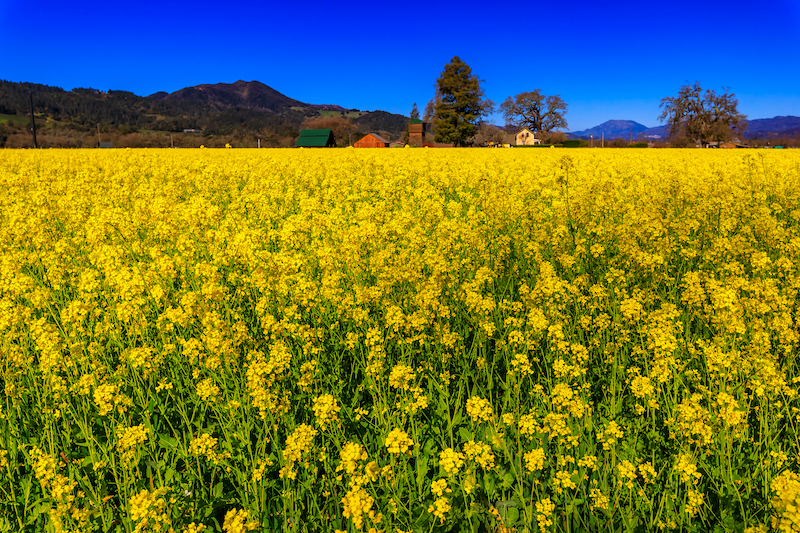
<box><xmin>0</xmin><ymin>113</ymin><xmax>28</xmax><ymax>125</ymax></box>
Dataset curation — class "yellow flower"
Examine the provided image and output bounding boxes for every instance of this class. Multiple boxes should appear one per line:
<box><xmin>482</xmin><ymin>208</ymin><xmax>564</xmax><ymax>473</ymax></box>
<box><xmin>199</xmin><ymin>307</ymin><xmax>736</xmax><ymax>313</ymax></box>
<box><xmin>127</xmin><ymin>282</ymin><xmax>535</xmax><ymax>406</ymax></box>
<box><xmin>431</xmin><ymin>479</ymin><xmax>450</xmax><ymax>496</ymax></box>
<box><xmin>439</xmin><ymin>448</ymin><xmax>465</xmax><ymax>475</ymax></box>
<box><xmin>771</xmin><ymin>470</ymin><xmax>800</xmax><ymax>532</ymax></box>
<box><xmin>463</xmin><ymin>440</ymin><xmax>495</xmax><ymax>469</ymax></box>
<box><xmin>388</xmin><ymin>362</ymin><xmax>415</xmax><ymax>390</ymax></box>
<box><xmin>341</xmin><ymin>485</ymin><xmax>379</xmax><ymax>530</ymax></box>
<box><xmin>466</xmin><ymin>396</ymin><xmax>493</xmax><ymax>423</ymax></box>
<box><xmin>116</xmin><ymin>424</ymin><xmax>149</xmax><ymax>463</ymax></box>
<box><xmin>196</xmin><ymin>378</ymin><xmax>220</xmax><ymax>401</ymax></box>
<box><xmin>428</xmin><ymin>497</ymin><xmax>451</xmax><ymax>524</ymax></box>
<box><xmin>536</xmin><ymin>498</ymin><xmax>554</xmax><ymax>530</ymax></box>
<box><xmin>617</xmin><ymin>460</ymin><xmax>637</xmax><ymax>489</ymax></box>
<box><xmin>385</xmin><ymin>428</ymin><xmax>413</xmax><ymax>455</ymax></box>
<box><xmin>222</xmin><ymin>508</ymin><xmax>258</xmax><ymax>532</ymax></box>
<box><xmin>524</xmin><ymin>448</ymin><xmax>545</xmax><ymax>472</ymax></box>
<box><xmin>312</xmin><ymin>394</ymin><xmax>340</xmax><ymax>430</ymax></box>
<box><xmin>129</xmin><ymin>488</ymin><xmax>172</xmax><ymax>532</ymax></box>
<box><xmin>337</xmin><ymin>442</ymin><xmax>368</xmax><ymax>474</ymax></box>
<box><xmin>590</xmin><ymin>487</ymin><xmax>608</xmax><ymax>511</ymax></box>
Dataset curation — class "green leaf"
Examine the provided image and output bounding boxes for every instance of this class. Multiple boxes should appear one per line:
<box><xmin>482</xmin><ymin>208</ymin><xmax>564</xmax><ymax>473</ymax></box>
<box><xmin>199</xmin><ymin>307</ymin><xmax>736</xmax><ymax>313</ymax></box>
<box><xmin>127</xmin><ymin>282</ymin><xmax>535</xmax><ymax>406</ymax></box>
<box><xmin>159</xmin><ymin>434</ymin><xmax>178</xmax><ymax>450</ymax></box>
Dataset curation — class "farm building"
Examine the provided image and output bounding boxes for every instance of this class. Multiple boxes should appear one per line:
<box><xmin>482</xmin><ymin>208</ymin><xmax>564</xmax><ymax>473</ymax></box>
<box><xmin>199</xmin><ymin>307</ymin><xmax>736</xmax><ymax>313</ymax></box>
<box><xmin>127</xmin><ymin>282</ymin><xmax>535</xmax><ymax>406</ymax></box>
<box><xmin>354</xmin><ymin>133</ymin><xmax>390</xmax><ymax>148</ymax></box>
<box><xmin>296</xmin><ymin>129</ymin><xmax>336</xmax><ymax>147</ymax></box>
<box><xmin>408</xmin><ymin>119</ymin><xmax>426</xmax><ymax>147</ymax></box>
<box><xmin>515</xmin><ymin>128</ymin><xmax>541</xmax><ymax>146</ymax></box>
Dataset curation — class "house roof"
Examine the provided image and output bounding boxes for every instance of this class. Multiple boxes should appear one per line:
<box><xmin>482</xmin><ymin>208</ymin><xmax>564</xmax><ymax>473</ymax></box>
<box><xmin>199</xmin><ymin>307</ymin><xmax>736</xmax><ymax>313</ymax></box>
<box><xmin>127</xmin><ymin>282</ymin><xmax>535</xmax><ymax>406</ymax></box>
<box><xmin>408</xmin><ymin>119</ymin><xmax>424</xmax><ymax>124</ymax></box>
<box><xmin>296</xmin><ymin>129</ymin><xmax>335</xmax><ymax>147</ymax></box>
<box><xmin>516</xmin><ymin>128</ymin><xmax>537</xmax><ymax>136</ymax></box>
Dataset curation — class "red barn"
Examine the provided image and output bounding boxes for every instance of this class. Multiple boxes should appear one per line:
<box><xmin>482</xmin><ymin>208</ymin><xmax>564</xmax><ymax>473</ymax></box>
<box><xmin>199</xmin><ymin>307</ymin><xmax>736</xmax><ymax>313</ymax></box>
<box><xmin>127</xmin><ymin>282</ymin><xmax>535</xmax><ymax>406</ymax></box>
<box><xmin>354</xmin><ymin>133</ymin><xmax>389</xmax><ymax>148</ymax></box>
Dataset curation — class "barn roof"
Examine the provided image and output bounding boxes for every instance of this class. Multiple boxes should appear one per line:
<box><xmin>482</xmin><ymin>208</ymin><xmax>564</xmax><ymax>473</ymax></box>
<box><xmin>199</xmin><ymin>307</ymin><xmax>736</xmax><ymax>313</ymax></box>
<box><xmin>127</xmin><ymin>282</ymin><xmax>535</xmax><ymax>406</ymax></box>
<box><xmin>366</xmin><ymin>133</ymin><xmax>389</xmax><ymax>143</ymax></box>
<box><xmin>408</xmin><ymin>119</ymin><xmax>424</xmax><ymax>124</ymax></box>
<box><xmin>296</xmin><ymin>129</ymin><xmax>336</xmax><ymax>147</ymax></box>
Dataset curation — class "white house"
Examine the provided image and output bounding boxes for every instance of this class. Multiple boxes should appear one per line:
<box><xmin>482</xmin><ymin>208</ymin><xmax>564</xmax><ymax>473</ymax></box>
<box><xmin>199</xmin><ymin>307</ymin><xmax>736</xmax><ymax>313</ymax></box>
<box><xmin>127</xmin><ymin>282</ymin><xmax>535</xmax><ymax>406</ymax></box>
<box><xmin>515</xmin><ymin>128</ymin><xmax>541</xmax><ymax>146</ymax></box>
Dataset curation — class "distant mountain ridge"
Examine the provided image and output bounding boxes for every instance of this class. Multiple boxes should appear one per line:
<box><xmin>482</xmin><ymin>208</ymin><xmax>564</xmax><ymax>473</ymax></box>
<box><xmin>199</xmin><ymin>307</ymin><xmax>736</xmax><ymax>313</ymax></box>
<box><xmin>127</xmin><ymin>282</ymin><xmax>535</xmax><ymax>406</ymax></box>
<box><xmin>571</xmin><ymin>116</ymin><xmax>800</xmax><ymax>141</ymax></box>
<box><xmin>744</xmin><ymin>116</ymin><xmax>800</xmax><ymax>139</ymax></box>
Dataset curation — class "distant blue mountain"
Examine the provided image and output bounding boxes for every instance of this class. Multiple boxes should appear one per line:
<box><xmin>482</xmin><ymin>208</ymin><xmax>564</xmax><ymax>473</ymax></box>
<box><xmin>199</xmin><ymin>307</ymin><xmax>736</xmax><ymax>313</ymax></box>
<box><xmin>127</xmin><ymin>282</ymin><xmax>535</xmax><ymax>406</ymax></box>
<box><xmin>570</xmin><ymin>120</ymin><xmax>649</xmax><ymax>140</ymax></box>
<box><xmin>570</xmin><ymin>116</ymin><xmax>800</xmax><ymax>141</ymax></box>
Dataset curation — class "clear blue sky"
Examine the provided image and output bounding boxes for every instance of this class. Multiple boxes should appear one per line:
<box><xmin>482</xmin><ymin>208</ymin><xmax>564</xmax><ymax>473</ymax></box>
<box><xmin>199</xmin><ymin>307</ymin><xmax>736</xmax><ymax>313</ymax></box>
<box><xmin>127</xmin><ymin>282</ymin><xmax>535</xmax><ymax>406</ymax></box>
<box><xmin>2</xmin><ymin>0</ymin><xmax>799</xmax><ymax>131</ymax></box>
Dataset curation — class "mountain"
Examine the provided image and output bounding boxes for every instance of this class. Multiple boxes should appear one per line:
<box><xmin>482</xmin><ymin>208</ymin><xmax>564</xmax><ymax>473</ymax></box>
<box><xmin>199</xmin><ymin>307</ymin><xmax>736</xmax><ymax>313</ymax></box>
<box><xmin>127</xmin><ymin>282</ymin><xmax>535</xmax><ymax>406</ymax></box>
<box><xmin>147</xmin><ymin>80</ymin><xmax>351</xmax><ymax>115</ymax></box>
<box><xmin>571</xmin><ymin>116</ymin><xmax>800</xmax><ymax>142</ymax></box>
<box><xmin>0</xmin><ymin>79</ymin><xmax>411</xmax><ymax>147</ymax></box>
<box><xmin>743</xmin><ymin>116</ymin><xmax>800</xmax><ymax>139</ymax></box>
<box><xmin>570</xmin><ymin>120</ymin><xmax>649</xmax><ymax>140</ymax></box>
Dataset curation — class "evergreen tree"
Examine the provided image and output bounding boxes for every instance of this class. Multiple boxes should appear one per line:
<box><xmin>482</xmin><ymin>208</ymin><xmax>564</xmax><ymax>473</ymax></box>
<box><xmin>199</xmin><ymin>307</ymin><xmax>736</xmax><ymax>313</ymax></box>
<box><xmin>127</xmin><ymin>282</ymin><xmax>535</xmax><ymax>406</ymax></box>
<box><xmin>410</xmin><ymin>103</ymin><xmax>420</xmax><ymax>120</ymax></box>
<box><xmin>432</xmin><ymin>57</ymin><xmax>494</xmax><ymax>146</ymax></box>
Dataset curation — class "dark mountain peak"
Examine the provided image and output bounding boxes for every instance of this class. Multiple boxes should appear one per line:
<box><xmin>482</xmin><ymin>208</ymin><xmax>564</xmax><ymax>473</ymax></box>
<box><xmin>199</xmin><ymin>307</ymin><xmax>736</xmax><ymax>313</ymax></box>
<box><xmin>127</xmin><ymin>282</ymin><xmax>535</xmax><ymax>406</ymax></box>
<box><xmin>147</xmin><ymin>80</ymin><xmax>309</xmax><ymax>114</ymax></box>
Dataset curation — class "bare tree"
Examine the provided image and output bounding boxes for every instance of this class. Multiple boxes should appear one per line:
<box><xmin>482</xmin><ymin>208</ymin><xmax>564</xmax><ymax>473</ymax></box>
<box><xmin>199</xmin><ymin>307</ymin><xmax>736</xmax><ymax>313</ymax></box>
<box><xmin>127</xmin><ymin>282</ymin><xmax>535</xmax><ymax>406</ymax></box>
<box><xmin>500</xmin><ymin>90</ymin><xmax>568</xmax><ymax>138</ymax></box>
<box><xmin>301</xmin><ymin>115</ymin><xmax>358</xmax><ymax>146</ymax></box>
<box><xmin>659</xmin><ymin>82</ymin><xmax>747</xmax><ymax>146</ymax></box>
<box><xmin>468</xmin><ymin>124</ymin><xmax>507</xmax><ymax>146</ymax></box>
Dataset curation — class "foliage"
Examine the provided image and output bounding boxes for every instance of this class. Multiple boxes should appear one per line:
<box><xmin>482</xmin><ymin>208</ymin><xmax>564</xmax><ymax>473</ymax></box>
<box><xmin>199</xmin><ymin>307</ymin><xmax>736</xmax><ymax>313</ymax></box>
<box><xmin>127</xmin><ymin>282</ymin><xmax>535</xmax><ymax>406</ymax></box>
<box><xmin>301</xmin><ymin>116</ymin><xmax>357</xmax><ymax>147</ymax></box>
<box><xmin>409</xmin><ymin>103</ymin><xmax>420</xmax><ymax>120</ymax></box>
<box><xmin>659</xmin><ymin>82</ymin><xmax>747</xmax><ymax>146</ymax></box>
<box><xmin>500</xmin><ymin>90</ymin><xmax>569</xmax><ymax>136</ymax></box>
<box><xmin>1</xmin><ymin>149</ymin><xmax>800</xmax><ymax>532</ymax></box>
<box><xmin>561</xmin><ymin>140</ymin><xmax>588</xmax><ymax>148</ymax></box>
<box><xmin>431</xmin><ymin>57</ymin><xmax>494</xmax><ymax>146</ymax></box>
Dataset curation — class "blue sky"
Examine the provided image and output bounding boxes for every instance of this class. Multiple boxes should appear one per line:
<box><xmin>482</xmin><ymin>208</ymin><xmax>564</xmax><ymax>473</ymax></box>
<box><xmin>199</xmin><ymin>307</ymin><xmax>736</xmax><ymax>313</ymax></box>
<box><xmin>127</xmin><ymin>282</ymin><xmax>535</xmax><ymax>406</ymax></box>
<box><xmin>2</xmin><ymin>0</ymin><xmax>799</xmax><ymax>131</ymax></box>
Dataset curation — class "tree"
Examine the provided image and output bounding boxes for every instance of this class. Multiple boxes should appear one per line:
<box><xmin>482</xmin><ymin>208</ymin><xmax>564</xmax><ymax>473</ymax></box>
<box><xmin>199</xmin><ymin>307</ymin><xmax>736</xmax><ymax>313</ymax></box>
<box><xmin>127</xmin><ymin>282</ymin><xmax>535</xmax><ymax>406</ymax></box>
<box><xmin>659</xmin><ymin>82</ymin><xmax>747</xmax><ymax>146</ymax></box>
<box><xmin>432</xmin><ymin>57</ymin><xmax>494</xmax><ymax>146</ymax></box>
<box><xmin>500</xmin><ymin>90</ymin><xmax>568</xmax><ymax>139</ymax></box>
<box><xmin>301</xmin><ymin>115</ymin><xmax>358</xmax><ymax>146</ymax></box>
<box><xmin>410</xmin><ymin>103</ymin><xmax>420</xmax><ymax>120</ymax></box>
<box><xmin>467</xmin><ymin>124</ymin><xmax>510</xmax><ymax>146</ymax></box>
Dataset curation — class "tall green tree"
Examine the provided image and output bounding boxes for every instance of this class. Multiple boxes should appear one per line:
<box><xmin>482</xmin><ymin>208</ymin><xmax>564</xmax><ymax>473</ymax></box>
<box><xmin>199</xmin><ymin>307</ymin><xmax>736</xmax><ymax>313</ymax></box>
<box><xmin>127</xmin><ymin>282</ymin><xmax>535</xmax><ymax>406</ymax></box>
<box><xmin>659</xmin><ymin>82</ymin><xmax>747</xmax><ymax>146</ymax></box>
<box><xmin>432</xmin><ymin>57</ymin><xmax>494</xmax><ymax>146</ymax></box>
<box><xmin>500</xmin><ymin>90</ymin><xmax>568</xmax><ymax>137</ymax></box>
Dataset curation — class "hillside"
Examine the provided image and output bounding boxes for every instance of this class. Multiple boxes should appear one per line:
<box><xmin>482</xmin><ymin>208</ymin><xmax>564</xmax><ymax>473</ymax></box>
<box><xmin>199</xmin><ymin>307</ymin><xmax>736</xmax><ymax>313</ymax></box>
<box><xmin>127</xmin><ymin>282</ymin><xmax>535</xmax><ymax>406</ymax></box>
<box><xmin>744</xmin><ymin>116</ymin><xmax>800</xmax><ymax>139</ymax></box>
<box><xmin>0</xmin><ymin>80</ymin><xmax>410</xmax><ymax>148</ymax></box>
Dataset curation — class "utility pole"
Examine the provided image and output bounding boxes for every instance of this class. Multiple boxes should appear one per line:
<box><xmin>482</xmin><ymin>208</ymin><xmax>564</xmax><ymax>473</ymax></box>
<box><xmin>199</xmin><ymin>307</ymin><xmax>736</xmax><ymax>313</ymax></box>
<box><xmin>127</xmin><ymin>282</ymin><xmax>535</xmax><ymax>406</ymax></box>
<box><xmin>29</xmin><ymin>93</ymin><xmax>38</xmax><ymax>148</ymax></box>
<box><xmin>590</xmin><ymin>134</ymin><xmax>593</xmax><ymax>148</ymax></box>
<box><xmin>602</xmin><ymin>132</ymin><xmax>604</xmax><ymax>148</ymax></box>
<box><xmin>170</xmin><ymin>133</ymin><xmax>174</xmax><ymax>148</ymax></box>
<box><xmin>97</xmin><ymin>123</ymin><xmax>101</xmax><ymax>146</ymax></box>
<box><xmin>630</xmin><ymin>129</ymin><xmax>633</xmax><ymax>144</ymax></box>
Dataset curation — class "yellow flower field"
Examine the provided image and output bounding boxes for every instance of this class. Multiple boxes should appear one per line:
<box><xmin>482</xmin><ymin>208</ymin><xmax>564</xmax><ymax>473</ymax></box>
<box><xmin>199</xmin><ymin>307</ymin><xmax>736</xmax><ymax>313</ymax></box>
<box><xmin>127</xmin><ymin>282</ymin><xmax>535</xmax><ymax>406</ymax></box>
<box><xmin>1</xmin><ymin>148</ymin><xmax>800</xmax><ymax>532</ymax></box>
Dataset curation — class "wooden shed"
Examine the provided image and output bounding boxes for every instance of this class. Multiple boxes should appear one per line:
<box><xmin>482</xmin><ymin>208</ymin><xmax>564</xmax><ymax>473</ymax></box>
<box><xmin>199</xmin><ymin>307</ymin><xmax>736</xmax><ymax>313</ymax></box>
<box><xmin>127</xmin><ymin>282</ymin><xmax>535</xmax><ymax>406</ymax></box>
<box><xmin>296</xmin><ymin>129</ymin><xmax>336</xmax><ymax>147</ymax></box>
<box><xmin>408</xmin><ymin>119</ymin><xmax>426</xmax><ymax>146</ymax></box>
<box><xmin>354</xmin><ymin>133</ymin><xmax>389</xmax><ymax>148</ymax></box>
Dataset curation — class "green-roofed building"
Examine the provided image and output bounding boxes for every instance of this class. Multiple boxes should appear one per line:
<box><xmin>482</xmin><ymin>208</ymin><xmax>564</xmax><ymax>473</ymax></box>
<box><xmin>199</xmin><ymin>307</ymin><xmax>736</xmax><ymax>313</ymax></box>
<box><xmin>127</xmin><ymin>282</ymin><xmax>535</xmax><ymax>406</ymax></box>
<box><xmin>296</xmin><ymin>129</ymin><xmax>336</xmax><ymax>147</ymax></box>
